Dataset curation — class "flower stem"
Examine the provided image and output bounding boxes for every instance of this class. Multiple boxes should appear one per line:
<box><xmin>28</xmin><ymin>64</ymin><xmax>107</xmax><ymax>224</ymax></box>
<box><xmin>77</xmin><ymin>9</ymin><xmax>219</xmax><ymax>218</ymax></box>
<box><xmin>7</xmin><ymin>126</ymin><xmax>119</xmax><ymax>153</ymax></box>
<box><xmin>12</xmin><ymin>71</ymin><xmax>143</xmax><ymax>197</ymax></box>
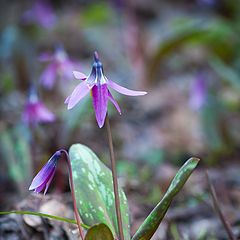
<box><xmin>206</xmin><ymin>171</ymin><xmax>236</xmax><ymax>240</ymax></box>
<box><xmin>61</xmin><ymin>149</ymin><xmax>85</xmax><ymax>240</ymax></box>
<box><xmin>105</xmin><ymin>115</ymin><xmax>124</xmax><ymax>240</ymax></box>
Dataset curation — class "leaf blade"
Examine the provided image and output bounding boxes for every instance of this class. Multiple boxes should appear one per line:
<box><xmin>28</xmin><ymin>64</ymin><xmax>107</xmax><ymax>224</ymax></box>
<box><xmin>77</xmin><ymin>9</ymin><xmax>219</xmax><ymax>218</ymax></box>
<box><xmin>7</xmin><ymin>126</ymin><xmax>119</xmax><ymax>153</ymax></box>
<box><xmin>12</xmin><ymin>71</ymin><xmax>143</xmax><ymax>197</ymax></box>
<box><xmin>132</xmin><ymin>157</ymin><xmax>200</xmax><ymax>240</ymax></box>
<box><xmin>0</xmin><ymin>210</ymin><xmax>89</xmax><ymax>228</ymax></box>
<box><xmin>69</xmin><ymin>143</ymin><xmax>130</xmax><ymax>240</ymax></box>
<box><xmin>85</xmin><ymin>223</ymin><xmax>114</xmax><ymax>240</ymax></box>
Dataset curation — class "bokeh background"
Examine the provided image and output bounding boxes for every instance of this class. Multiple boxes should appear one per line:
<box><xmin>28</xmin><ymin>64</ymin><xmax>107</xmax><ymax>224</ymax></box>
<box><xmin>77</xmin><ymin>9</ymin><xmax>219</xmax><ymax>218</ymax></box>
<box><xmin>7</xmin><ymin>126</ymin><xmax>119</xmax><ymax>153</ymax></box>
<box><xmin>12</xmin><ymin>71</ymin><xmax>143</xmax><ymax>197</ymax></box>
<box><xmin>1</xmin><ymin>0</ymin><xmax>240</xmax><ymax>239</ymax></box>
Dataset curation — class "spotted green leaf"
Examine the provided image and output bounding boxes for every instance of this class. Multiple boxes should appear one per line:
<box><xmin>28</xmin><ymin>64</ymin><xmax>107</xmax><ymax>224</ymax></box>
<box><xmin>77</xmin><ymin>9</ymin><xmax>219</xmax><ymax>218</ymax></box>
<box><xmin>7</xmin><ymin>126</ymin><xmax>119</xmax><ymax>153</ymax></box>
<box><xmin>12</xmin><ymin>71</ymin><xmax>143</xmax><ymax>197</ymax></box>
<box><xmin>69</xmin><ymin>143</ymin><xmax>130</xmax><ymax>240</ymax></box>
<box><xmin>85</xmin><ymin>223</ymin><xmax>114</xmax><ymax>240</ymax></box>
<box><xmin>132</xmin><ymin>157</ymin><xmax>200</xmax><ymax>240</ymax></box>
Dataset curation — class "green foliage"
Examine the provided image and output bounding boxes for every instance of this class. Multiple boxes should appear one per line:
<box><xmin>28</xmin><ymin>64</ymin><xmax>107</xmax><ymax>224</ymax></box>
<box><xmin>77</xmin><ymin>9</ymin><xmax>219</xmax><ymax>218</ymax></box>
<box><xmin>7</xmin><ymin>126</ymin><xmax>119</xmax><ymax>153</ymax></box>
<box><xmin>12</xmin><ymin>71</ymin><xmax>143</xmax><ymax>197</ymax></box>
<box><xmin>69</xmin><ymin>143</ymin><xmax>130</xmax><ymax>240</ymax></box>
<box><xmin>210</xmin><ymin>57</ymin><xmax>240</xmax><ymax>91</ymax></box>
<box><xmin>85</xmin><ymin>223</ymin><xmax>114</xmax><ymax>240</ymax></box>
<box><xmin>0</xmin><ymin>210</ymin><xmax>89</xmax><ymax>228</ymax></box>
<box><xmin>80</xmin><ymin>2</ymin><xmax>115</xmax><ymax>26</ymax></box>
<box><xmin>131</xmin><ymin>158</ymin><xmax>199</xmax><ymax>240</ymax></box>
<box><xmin>0</xmin><ymin>124</ymin><xmax>31</xmax><ymax>184</ymax></box>
<box><xmin>147</xmin><ymin>18</ymin><xmax>237</xmax><ymax>83</ymax></box>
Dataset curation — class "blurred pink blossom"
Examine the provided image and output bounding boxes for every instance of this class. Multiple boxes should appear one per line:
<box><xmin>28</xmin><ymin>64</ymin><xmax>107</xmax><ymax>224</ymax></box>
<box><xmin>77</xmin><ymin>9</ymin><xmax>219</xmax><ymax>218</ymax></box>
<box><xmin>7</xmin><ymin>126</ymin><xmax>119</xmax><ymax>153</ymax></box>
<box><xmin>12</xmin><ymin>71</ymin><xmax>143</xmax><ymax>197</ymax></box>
<box><xmin>39</xmin><ymin>46</ymin><xmax>77</xmax><ymax>89</ymax></box>
<box><xmin>22</xmin><ymin>87</ymin><xmax>55</xmax><ymax>125</ymax></box>
<box><xmin>189</xmin><ymin>72</ymin><xmax>208</xmax><ymax>110</ymax></box>
<box><xmin>22</xmin><ymin>0</ymin><xmax>56</xmax><ymax>29</ymax></box>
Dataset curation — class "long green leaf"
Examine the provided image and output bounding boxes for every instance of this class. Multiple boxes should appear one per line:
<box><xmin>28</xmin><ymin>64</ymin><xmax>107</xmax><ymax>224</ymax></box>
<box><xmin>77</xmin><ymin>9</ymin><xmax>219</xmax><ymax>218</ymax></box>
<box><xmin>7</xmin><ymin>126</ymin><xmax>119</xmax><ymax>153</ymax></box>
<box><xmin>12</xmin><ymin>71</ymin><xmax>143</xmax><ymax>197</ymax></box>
<box><xmin>85</xmin><ymin>223</ymin><xmax>114</xmax><ymax>240</ymax></box>
<box><xmin>210</xmin><ymin>57</ymin><xmax>240</xmax><ymax>91</ymax></box>
<box><xmin>69</xmin><ymin>143</ymin><xmax>130</xmax><ymax>240</ymax></box>
<box><xmin>0</xmin><ymin>210</ymin><xmax>89</xmax><ymax>229</ymax></box>
<box><xmin>132</xmin><ymin>157</ymin><xmax>200</xmax><ymax>240</ymax></box>
<box><xmin>147</xmin><ymin>28</ymin><xmax>209</xmax><ymax>82</ymax></box>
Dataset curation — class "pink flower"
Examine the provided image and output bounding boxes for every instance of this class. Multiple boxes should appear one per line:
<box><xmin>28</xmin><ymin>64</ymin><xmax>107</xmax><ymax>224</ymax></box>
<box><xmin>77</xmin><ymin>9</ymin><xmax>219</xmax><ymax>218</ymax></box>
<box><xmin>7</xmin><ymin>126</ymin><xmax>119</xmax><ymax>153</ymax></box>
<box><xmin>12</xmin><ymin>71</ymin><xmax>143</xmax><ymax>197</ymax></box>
<box><xmin>39</xmin><ymin>46</ymin><xmax>76</xmax><ymax>89</ymax></box>
<box><xmin>22</xmin><ymin>87</ymin><xmax>55</xmax><ymax>125</ymax></box>
<box><xmin>22</xmin><ymin>0</ymin><xmax>56</xmax><ymax>29</ymax></box>
<box><xmin>65</xmin><ymin>52</ymin><xmax>147</xmax><ymax>128</ymax></box>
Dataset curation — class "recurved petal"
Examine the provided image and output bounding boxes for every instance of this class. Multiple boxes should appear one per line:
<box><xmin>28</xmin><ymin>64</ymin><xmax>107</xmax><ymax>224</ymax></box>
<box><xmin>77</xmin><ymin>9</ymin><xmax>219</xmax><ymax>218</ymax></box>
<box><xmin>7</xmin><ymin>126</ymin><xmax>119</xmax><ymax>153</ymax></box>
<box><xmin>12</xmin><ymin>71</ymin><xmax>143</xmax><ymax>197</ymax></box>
<box><xmin>73</xmin><ymin>71</ymin><xmax>87</xmax><ymax>80</ymax></box>
<box><xmin>67</xmin><ymin>82</ymin><xmax>92</xmax><ymax>109</ymax></box>
<box><xmin>108</xmin><ymin>80</ymin><xmax>147</xmax><ymax>96</ymax></box>
<box><xmin>92</xmin><ymin>84</ymin><xmax>108</xmax><ymax>128</ymax></box>
<box><xmin>108</xmin><ymin>91</ymin><xmax>121</xmax><ymax>114</ymax></box>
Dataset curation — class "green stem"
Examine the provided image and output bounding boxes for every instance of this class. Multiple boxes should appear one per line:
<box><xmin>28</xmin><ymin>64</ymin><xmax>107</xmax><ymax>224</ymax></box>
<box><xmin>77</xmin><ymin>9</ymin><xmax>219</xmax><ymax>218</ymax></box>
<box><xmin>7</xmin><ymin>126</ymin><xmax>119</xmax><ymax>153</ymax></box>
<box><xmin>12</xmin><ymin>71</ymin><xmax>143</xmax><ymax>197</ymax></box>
<box><xmin>0</xmin><ymin>211</ymin><xmax>90</xmax><ymax>229</ymax></box>
<box><xmin>105</xmin><ymin>115</ymin><xmax>124</xmax><ymax>240</ymax></box>
<box><xmin>61</xmin><ymin>150</ymin><xmax>85</xmax><ymax>240</ymax></box>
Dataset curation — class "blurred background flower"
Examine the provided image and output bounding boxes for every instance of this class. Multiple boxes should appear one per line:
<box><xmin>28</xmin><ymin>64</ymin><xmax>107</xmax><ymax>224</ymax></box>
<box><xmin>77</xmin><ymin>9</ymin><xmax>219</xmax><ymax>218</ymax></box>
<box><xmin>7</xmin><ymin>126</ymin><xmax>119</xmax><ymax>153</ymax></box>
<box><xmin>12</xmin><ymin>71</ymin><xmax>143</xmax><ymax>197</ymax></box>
<box><xmin>39</xmin><ymin>45</ymin><xmax>77</xmax><ymax>89</ymax></box>
<box><xmin>189</xmin><ymin>72</ymin><xmax>208</xmax><ymax>110</ymax></box>
<box><xmin>21</xmin><ymin>0</ymin><xmax>56</xmax><ymax>29</ymax></box>
<box><xmin>22</xmin><ymin>86</ymin><xmax>55</xmax><ymax>125</ymax></box>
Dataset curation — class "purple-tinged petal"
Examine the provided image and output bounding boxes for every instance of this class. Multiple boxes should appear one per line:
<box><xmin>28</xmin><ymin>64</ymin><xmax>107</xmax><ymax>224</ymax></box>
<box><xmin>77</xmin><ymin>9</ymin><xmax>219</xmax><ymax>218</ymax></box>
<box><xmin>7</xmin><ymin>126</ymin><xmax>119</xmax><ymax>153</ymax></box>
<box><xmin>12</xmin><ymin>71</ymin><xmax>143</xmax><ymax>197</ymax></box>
<box><xmin>29</xmin><ymin>151</ymin><xmax>60</xmax><ymax>192</ymax></box>
<box><xmin>43</xmin><ymin>169</ymin><xmax>56</xmax><ymax>195</ymax></box>
<box><xmin>40</xmin><ymin>63</ymin><xmax>57</xmax><ymax>89</ymax></box>
<box><xmin>64</xmin><ymin>96</ymin><xmax>70</xmax><ymax>104</ymax></box>
<box><xmin>36</xmin><ymin>102</ymin><xmax>55</xmax><ymax>122</ymax></box>
<box><xmin>34</xmin><ymin>168</ymin><xmax>56</xmax><ymax>194</ymax></box>
<box><xmin>92</xmin><ymin>84</ymin><xmax>108</xmax><ymax>128</ymax></box>
<box><xmin>108</xmin><ymin>91</ymin><xmax>121</xmax><ymax>114</ymax></box>
<box><xmin>67</xmin><ymin>82</ymin><xmax>92</xmax><ymax>109</ymax></box>
<box><xmin>108</xmin><ymin>80</ymin><xmax>147</xmax><ymax>96</ymax></box>
<box><xmin>73</xmin><ymin>71</ymin><xmax>87</xmax><ymax>80</ymax></box>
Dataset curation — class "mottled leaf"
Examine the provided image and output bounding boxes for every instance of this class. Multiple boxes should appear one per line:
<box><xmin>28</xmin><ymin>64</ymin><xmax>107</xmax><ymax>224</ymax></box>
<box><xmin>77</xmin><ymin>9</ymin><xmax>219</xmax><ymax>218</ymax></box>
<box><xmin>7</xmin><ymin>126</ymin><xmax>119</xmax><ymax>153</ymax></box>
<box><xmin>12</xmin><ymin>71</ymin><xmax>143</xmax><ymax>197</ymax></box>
<box><xmin>69</xmin><ymin>143</ymin><xmax>130</xmax><ymax>240</ymax></box>
<box><xmin>85</xmin><ymin>223</ymin><xmax>114</xmax><ymax>240</ymax></box>
<box><xmin>132</xmin><ymin>158</ymin><xmax>199</xmax><ymax>240</ymax></box>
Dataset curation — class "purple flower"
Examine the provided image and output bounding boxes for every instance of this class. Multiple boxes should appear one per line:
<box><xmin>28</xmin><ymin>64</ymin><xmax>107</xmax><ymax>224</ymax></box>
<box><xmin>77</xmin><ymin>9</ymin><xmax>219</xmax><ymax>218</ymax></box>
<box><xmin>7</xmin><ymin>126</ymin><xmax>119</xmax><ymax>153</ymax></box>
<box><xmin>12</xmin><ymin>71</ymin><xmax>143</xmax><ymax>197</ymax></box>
<box><xmin>22</xmin><ymin>87</ymin><xmax>55</xmax><ymax>125</ymax></box>
<box><xmin>39</xmin><ymin>46</ymin><xmax>76</xmax><ymax>89</ymax></box>
<box><xmin>189</xmin><ymin>72</ymin><xmax>208</xmax><ymax>110</ymax></box>
<box><xmin>29</xmin><ymin>151</ymin><xmax>61</xmax><ymax>194</ymax></box>
<box><xmin>65</xmin><ymin>52</ymin><xmax>147</xmax><ymax>128</ymax></box>
<box><xmin>197</xmin><ymin>0</ymin><xmax>216</xmax><ymax>7</ymax></box>
<box><xmin>22</xmin><ymin>0</ymin><xmax>56</xmax><ymax>29</ymax></box>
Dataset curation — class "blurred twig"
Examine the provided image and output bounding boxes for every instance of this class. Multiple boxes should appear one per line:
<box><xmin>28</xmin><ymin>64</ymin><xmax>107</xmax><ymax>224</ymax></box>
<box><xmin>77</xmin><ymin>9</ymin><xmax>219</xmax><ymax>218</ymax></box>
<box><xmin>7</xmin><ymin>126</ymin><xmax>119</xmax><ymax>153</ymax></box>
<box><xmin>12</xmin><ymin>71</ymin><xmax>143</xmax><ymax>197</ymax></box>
<box><xmin>206</xmin><ymin>171</ymin><xmax>236</xmax><ymax>240</ymax></box>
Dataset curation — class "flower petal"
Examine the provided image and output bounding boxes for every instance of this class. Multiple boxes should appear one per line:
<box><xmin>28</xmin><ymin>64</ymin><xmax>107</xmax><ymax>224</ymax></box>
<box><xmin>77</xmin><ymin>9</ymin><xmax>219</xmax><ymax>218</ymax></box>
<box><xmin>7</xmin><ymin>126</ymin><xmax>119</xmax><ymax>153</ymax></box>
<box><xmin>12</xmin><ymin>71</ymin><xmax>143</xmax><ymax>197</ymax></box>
<box><xmin>73</xmin><ymin>71</ymin><xmax>87</xmax><ymax>80</ymax></box>
<box><xmin>43</xmin><ymin>169</ymin><xmax>56</xmax><ymax>195</ymax></box>
<box><xmin>29</xmin><ymin>152</ymin><xmax>60</xmax><ymax>190</ymax></box>
<box><xmin>40</xmin><ymin>63</ymin><xmax>57</xmax><ymax>89</ymax></box>
<box><xmin>34</xmin><ymin>168</ymin><xmax>56</xmax><ymax>194</ymax></box>
<box><xmin>64</xmin><ymin>96</ymin><xmax>70</xmax><ymax>104</ymax></box>
<box><xmin>92</xmin><ymin>84</ymin><xmax>108</xmax><ymax>128</ymax></box>
<box><xmin>67</xmin><ymin>82</ymin><xmax>92</xmax><ymax>109</ymax></box>
<box><xmin>108</xmin><ymin>91</ymin><xmax>121</xmax><ymax>114</ymax></box>
<box><xmin>36</xmin><ymin>103</ymin><xmax>55</xmax><ymax>122</ymax></box>
<box><xmin>108</xmin><ymin>80</ymin><xmax>147</xmax><ymax>96</ymax></box>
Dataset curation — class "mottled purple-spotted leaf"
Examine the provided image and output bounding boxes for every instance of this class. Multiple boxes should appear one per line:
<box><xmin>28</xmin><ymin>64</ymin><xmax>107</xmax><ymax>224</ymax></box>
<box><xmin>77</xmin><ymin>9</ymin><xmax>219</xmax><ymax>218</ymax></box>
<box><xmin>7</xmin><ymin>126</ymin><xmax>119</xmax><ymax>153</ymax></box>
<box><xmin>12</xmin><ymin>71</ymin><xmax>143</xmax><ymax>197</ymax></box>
<box><xmin>69</xmin><ymin>144</ymin><xmax>130</xmax><ymax>240</ymax></box>
<box><xmin>132</xmin><ymin>158</ymin><xmax>199</xmax><ymax>240</ymax></box>
<box><xmin>85</xmin><ymin>223</ymin><xmax>114</xmax><ymax>240</ymax></box>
